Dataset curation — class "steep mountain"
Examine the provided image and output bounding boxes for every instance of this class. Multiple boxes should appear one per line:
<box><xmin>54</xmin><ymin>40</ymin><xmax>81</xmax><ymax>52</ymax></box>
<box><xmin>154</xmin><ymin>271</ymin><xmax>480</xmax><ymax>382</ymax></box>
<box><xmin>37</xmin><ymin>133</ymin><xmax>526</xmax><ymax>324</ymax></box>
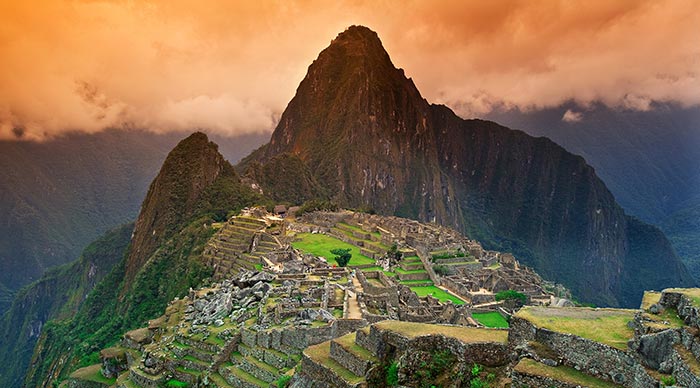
<box><xmin>0</xmin><ymin>223</ymin><xmax>132</xmax><ymax>388</ymax></box>
<box><xmin>0</xmin><ymin>129</ymin><xmax>267</xmax><ymax>314</ymax></box>
<box><xmin>17</xmin><ymin>133</ymin><xmax>264</xmax><ymax>388</ymax></box>
<box><xmin>244</xmin><ymin>25</ymin><xmax>694</xmax><ymax>307</ymax></box>
<box><xmin>484</xmin><ymin>104</ymin><xmax>700</xmax><ymax>280</ymax></box>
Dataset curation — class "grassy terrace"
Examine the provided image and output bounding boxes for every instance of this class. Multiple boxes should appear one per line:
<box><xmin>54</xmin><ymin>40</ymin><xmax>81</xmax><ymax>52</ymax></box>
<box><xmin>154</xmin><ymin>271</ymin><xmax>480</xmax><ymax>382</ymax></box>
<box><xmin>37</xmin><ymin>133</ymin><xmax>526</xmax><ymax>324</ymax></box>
<box><xmin>515</xmin><ymin>307</ymin><xmax>635</xmax><ymax>350</ymax></box>
<box><xmin>515</xmin><ymin>358</ymin><xmax>622</xmax><ymax>387</ymax></box>
<box><xmin>374</xmin><ymin>320</ymin><xmax>508</xmax><ymax>343</ymax></box>
<box><xmin>69</xmin><ymin>364</ymin><xmax>117</xmax><ymax>385</ymax></box>
<box><xmin>664</xmin><ymin>288</ymin><xmax>700</xmax><ymax>307</ymax></box>
<box><xmin>304</xmin><ymin>342</ymin><xmax>364</xmax><ymax>384</ymax></box>
<box><xmin>334</xmin><ymin>332</ymin><xmax>378</xmax><ymax>362</ymax></box>
<box><xmin>640</xmin><ymin>291</ymin><xmax>661</xmax><ymax>310</ymax></box>
<box><xmin>292</xmin><ymin>233</ymin><xmax>375</xmax><ymax>266</ymax></box>
<box><xmin>473</xmin><ymin>312</ymin><xmax>509</xmax><ymax>328</ymax></box>
<box><xmin>411</xmin><ymin>285</ymin><xmax>465</xmax><ymax>305</ymax></box>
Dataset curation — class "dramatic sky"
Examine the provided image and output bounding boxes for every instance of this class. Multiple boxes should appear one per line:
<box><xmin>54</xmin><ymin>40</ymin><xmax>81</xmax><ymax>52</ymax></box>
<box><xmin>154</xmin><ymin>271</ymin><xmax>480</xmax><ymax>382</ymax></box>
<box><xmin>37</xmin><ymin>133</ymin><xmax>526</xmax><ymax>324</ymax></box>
<box><xmin>1</xmin><ymin>0</ymin><xmax>698</xmax><ymax>140</ymax></box>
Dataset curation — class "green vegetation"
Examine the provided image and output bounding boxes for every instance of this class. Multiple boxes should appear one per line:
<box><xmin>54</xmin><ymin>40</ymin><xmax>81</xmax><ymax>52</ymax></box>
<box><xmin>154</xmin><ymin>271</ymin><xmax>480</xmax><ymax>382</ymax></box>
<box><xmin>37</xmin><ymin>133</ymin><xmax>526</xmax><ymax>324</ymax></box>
<box><xmin>414</xmin><ymin>349</ymin><xmax>455</xmax><ymax>387</ymax></box>
<box><xmin>472</xmin><ymin>312</ymin><xmax>509</xmax><ymax>328</ymax></box>
<box><xmin>660</xmin><ymin>375</ymin><xmax>676</xmax><ymax>386</ymax></box>
<box><xmin>296</xmin><ymin>199</ymin><xmax>338</xmax><ymax>215</ymax></box>
<box><xmin>495</xmin><ymin>290</ymin><xmax>527</xmax><ymax>306</ymax></box>
<box><xmin>166</xmin><ymin>379</ymin><xmax>189</xmax><ymax>387</ymax></box>
<box><xmin>304</xmin><ymin>342</ymin><xmax>364</xmax><ymax>384</ymax></box>
<box><xmin>373</xmin><ymin>321</ymin><xmax>508</xmax><ymax>343</ymax></box>
<box><xmin>69</xmin><ymin>364</ymin><xmax>116</xmax><ymax>385</ymax></box>
<box><xmin>664</xmin><ymin>288</ymin><xmax>700</xmax><ymax>307</ymax></box>
<box><xmin>514</xmin><ymin>358</ymin><xmax>622</xmax><ymax>387</ymax></box>
<box><xmin>25</xmin><ymin>148</ymin><xmax>262</xmax><ymax>386</ymax></box>
<box><xmin>410</xmin><ymin>286</ymin><xmax>465</xmax><ymax>305</ymax></box>
<box><xmin>276</xmin><ymin>374</ymin><xmax>292</xmax><ymax>388</ymax></box>
<box><xmin>0</xmin><ymin>223</ymin><xmax>134</xmax><ymax>388</ymax></box>
<box><xmin>330</xmin><ymin>248</ymin><xmax>352</xmax><ymax>267</ymax></box>
<box><xmin>386</xmin><ymin>361</ymin><xmax>399</xmax><ymax>386</ymax></box>
<box><xmin>516</xmin><ymin>307</ymin><xmax>635</xmax><ymax>350</ymax></box>
<box><xmin>433</xmin><ymin>265</ymin><xmax>454</xmax><ymax>276</ymax></box>
<box><xmin>292</xmin><ymin>233</ymin><xmax>374</xmax><ymax>266</ymax></box>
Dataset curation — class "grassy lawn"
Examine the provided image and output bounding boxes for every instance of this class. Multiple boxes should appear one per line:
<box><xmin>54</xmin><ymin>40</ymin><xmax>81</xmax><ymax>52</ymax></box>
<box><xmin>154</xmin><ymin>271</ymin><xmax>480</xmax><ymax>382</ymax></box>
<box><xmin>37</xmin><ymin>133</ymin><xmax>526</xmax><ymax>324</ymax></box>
<box><xmin>70</xmin><ymin>364</ymin><xmax>116</xmax><ymax>385</ymax></box>
<box><xmin>383</xmin><ymin>271</ymin><xmax>396</xmax><ymax>277</ymax></box>
<box><xmin>395</xmin><ymin>267</ymin><xmax>427</xmax><ymax>274</ymax></box>
<box><xmin>374</xmin><ymin>320</ymin><xmax>508</xmax><ymax>343</ymax></box>
<box><xmin>515</xmin><ymin>307</ymin><xmax>635</xmax><ymax>350</ymax></box>
<box><xmin>410</xmin><ymin>286</ymin><xmax>465</xmax><ymax>305</ymax></box>
<box><xmin>399</xmin><ymin>279</ymin><xmax>434</xmax><ymax>285</ymax></box>
<box><xmin>360</xmin><ymin>266</ymin><xmax>383</xmax><ymax>272</ymax></box>
<box><xmin>292</xmin><ymin>233</ymin><xmax>375</xmax><ymax>266</ymax></box>
<box><xmin>515</xmin><ymin>358</ymin><xmax>622</xmax><ymax>387</ymax></box>
<box><xmin>473</xmin><ymin>312</ymin><xmax>509</xmax><ymax>328</ymax></box>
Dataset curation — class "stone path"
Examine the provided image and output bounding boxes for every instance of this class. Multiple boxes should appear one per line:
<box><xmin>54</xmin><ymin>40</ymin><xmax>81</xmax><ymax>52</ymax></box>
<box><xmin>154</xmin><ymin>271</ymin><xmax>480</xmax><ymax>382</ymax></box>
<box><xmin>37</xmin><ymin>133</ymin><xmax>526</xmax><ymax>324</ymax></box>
<box><xmin>346</xmin><ymin>275</ymin><xmax>364</xmax><ymax>319</ymax></box>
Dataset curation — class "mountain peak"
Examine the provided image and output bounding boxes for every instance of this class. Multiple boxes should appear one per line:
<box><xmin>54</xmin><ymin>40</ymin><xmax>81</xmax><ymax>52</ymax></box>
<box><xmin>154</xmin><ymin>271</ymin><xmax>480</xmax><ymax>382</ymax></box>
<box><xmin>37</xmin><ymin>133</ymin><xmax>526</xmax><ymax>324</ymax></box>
<box><xmin>123</xmin><ymin>131</ymin><xmax>228</xmax><ymax>286</ymax></box>
<box><xmin>264</xmin><ymin>25</ymin><xmax>427</xmax><ymax>163</ymax></box>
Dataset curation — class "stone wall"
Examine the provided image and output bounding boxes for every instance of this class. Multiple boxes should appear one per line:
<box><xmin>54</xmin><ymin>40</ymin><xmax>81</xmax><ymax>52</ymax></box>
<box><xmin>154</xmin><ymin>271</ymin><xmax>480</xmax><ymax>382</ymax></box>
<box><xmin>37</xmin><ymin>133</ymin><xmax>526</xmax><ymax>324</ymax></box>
<box><xmin>511</xmin><ymin>370</ymin><xmax>581</xmax><ymax>388</ymax></box>
<box><xmin>509</xmin><ymin>317</ymin><xmax>657</xmax><ymax>387</ymax></box>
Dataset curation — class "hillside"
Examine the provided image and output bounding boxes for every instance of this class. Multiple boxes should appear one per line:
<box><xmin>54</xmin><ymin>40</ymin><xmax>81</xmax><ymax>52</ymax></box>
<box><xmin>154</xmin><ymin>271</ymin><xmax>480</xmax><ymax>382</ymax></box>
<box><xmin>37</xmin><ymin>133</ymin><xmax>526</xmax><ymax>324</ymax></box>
<box><xmin>0</xmin><ymin>129</ymin><xmax>267</xmax><ymax>314</ymax></box>
<box><xmin>15</xmin><ymin>133</ymin><xmax>264</xmax><ymax>388</ymax></box>
<box><xmin>484</xmin><ymin>104</ymin><xmax>700</xmax><ymax>280</ymax></box>
<box><xmin>243</xmin><ymin>25</ymin><xmax>694</xmax><ymax>307</ymax></box>
<box><xmin>0</xmin><ymin>224</ymin><xmax>133</xmax><ymax>388</ymax></box>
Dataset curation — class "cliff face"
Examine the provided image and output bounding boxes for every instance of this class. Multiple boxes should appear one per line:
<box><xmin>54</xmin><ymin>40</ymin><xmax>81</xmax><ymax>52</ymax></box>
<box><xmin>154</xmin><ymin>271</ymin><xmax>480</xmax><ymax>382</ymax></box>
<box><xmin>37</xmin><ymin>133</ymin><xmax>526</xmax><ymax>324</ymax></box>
<box><xmin>0</xmin><ymin>224</ymin><xmax>132</xmax><ymax>388</ymax></box>
<box><xmin>246</xmin><ymin>25</ymin><xmax>694</xmax><ymax>306</ymax></box>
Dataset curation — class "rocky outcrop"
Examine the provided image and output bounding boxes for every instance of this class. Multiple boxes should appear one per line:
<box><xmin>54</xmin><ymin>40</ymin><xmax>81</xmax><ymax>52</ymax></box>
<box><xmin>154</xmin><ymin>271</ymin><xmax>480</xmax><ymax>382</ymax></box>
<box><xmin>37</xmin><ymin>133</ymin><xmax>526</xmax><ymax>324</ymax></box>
<box><xmin>243</xmin><ymin>25</ymin><xmax>694</xmax><ymax>307</ymax></box>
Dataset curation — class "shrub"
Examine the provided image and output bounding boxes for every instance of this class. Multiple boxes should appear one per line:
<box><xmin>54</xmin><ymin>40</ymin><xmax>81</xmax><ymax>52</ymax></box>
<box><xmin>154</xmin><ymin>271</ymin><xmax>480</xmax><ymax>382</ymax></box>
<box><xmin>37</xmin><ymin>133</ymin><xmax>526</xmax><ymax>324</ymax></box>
<box><xmin>276</xmin><ymin>375</ymin><xmax>292</xmax><ymax>388</ymax></box>
<box><xmin>386</xmin><ymin>361</ymin><xmax>399</xmax><ymax>386</ymax></box>
<box><xmin>434</xmin><ymin>265</ymin><xmax>453</xmax><ymax>276</ymax></box>
<box><xmin>495</xmin><ymin>290</ymin><xmax>527</xmax><ymax>306</ymax></box>
<box><xmin>330</xmin><ymin>248</ymin><xmax>352</xmax><ymax>267</ymax></box>
<box><xmin>661</xmin><ymin>375</ymin><xmax>676</xmax><ymax>386</ymax></box>
<box><xmin>297</xmin><ymin>199</ymin><xmax>338</xmax><ymax>215</ymax></box>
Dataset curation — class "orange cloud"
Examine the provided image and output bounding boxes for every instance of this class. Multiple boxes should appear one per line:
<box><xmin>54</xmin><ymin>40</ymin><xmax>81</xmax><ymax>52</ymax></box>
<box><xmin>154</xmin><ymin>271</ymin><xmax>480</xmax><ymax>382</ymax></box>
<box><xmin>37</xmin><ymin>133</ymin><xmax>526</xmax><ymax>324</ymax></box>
<box><xmin>0</xmin><ymin>0</ymin><xmax>697</xmax><ymax>140</ymax></box>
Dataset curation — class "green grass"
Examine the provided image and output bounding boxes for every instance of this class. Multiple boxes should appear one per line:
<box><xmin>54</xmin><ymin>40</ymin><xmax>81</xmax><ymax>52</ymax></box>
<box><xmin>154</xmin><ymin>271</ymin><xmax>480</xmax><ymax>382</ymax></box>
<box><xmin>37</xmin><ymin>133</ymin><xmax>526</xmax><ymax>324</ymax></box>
<box><xmin>292</xmin><ymin>233</ymin><xmax>375</xmax><ymax>266</ymax></box>
<box><xmin>69</xmin><ymin>364</ymin><xmax>116</xmax><ymax>385</ymax></box>
<box><xmin>394</xmin><ymin>267</ymin><xmax>427</xmax><ymax>274</ymax></box>
<box><xmin>410</xmin><ymin>286</ymin><xmax>465</xmax><ymax>305</ymax></box>
<box><xmin>382</xmin><ymin>271</ymin><xmax>396</xmax><ymax>277</ymax></box>
<box><xmin>399</xmin><ymin>279</ymin><xmax>434</xmax><ymax>285</ymax></box>
<box><xmin>664</xmin><ymin>288</ymin><xmax>700</xmax><ymax>307</ymax></box>
<box><xmin>515</xmin><ymin>358</ymin><xmax>622</xmax><ymax>387</ymax></box>
<box><xmin>374</xmin><ymin>320</ymin><xmax>508</xmax><ymax>343</ymax></box>
<box><xmin>166</xmin><ymin>379</ymin><xmax>189</xmax><ymax>387</ymax></box>
<box><xmin>334</xmin><ymin>333</ymin><xmax>378</xmax><ymax>362</ymax></box>
<box><xmin>360</xmin><ymin>266</ymin><xmax>383</xmax><ymax>272</ymax></box>
<box><xmin>472</xmin><ymin>312</ymin><xmax>509</xmax><ymax>328</ymax></box>
<box><xmin>516</xmin><ymin>307</ymin><xmax>635</xmax><ymax>350</ymax></box>
<box><xmin>304</xmin><ymin>342</ymin><xmax>364</xmax><ymax>384</ymax></box>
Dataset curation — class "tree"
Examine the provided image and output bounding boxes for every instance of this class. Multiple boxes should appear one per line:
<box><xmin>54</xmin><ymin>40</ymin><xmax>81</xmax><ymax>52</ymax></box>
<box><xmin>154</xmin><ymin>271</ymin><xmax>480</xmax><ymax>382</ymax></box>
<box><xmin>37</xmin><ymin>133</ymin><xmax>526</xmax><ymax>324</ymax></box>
<box><xmin>495</xmin><ymin>290</ymin><xmax>527</xmax><ymax>306</ymax></box>
<box><xmin>330</xmin><ymin>248</ymin><xmax>352</xmax><ymax>267</ymax></box>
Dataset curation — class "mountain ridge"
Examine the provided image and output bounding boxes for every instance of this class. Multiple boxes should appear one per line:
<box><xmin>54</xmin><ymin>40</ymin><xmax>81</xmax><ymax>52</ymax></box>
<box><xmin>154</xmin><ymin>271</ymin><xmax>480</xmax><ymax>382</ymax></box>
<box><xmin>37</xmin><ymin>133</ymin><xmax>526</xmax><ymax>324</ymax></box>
<box><xmin>243</xmin><ymin>25</ymin><xmax>694</xmax><ymax>306</ymax></box>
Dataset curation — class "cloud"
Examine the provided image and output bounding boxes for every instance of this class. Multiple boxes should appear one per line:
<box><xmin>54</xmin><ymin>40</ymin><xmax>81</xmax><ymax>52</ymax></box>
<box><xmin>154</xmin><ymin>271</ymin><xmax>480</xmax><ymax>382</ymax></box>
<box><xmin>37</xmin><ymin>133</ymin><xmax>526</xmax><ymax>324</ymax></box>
<box><xmin>562</xmin><ymin>109</ymin><xmax>584</xmax><ymax>123</ymax></box>
<box><xmin>0</xmin><ymin>0</ymin><xmax>698</xmax><ymax>140</ymax></box>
